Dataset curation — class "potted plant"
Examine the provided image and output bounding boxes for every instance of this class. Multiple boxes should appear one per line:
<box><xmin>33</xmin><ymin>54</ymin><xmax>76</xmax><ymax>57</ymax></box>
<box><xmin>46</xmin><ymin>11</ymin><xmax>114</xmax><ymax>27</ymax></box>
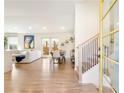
<box><xmin>4</xmin><ymin>36</ymin><xmax>8</xmax><ymax>49</ymax></box>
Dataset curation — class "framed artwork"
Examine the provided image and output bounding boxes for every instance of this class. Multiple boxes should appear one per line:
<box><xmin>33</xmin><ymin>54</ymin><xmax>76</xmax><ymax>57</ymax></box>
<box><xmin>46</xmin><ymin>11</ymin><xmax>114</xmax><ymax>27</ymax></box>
<box><xmin>42</xmin><ymin>39</ymin><xmax>50</xmax><ymax>55</ymax></box>
<box><xmin>24</xmin><ymin>35</ymin><xmax>34</xmax><ymax>49</ymax></box>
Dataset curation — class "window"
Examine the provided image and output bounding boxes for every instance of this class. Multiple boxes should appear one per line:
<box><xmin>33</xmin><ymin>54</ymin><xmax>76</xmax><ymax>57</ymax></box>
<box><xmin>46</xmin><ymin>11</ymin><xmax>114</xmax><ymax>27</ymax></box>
<box><xmin>8</xmin><ymin>37</ymin><xmax>18</xmax><ymax>50</ymax></box>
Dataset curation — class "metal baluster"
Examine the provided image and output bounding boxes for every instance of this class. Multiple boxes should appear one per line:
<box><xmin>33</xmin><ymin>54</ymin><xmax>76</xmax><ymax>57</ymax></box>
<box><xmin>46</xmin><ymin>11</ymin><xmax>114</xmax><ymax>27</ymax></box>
<box><xmin>84</xmin><ymin>44</ymin><xmax>86</xmax><ymax>71</ymax></box>
<box><xmin>83</xmin><ymin>45</ymin><xmax>85</xmax><ymax>72</ymax></box>
<box><xmin>96</xmin><ymin>38</ymin><xmax>97</xmax><ymax>65</ymax></box>
<box><xmin>88</xmin><ymin>42</ymin><xmax>90</xmax><ymax>69</ymax></box>
<box><xmin>91</xmin><ymin>40</ymin><xmax>93</xmax><ymax>68</ymax></box>
<box><xmin>93</xmin><ymin>39</ymin><xmax>94</xmax><ymax>67</ymax></box>
<box><xmin>94</xmin><ymin>38</ymin><xmax>96</xmax><ymax>65</ymax></box>
<box><xmin>86</xmin><ymin>43</ymin><xmax>88</xmax><ymax>70</ymax></box>
<box><xmin>85</xmin><ymin>43</ymin><xmax>87</xmax><ymax>70</ymax></box>
<box><xmin>82</xmin><ymin>45</ymin><xmax>84</xmax><ymax>73</ymax></box>
<box><xmin>90</xmin><ymin>40</ymin><xmax>92</xmax><ymax>68</ymax></box>
<box><xmin>90</xmin><ymin>41</ymin><xmax>91</xmax><ymax>68</ymax></box>
<box><xmin>97</xmin><ymin>38</ymin><xmax>98</xmax><ymax>64</ymax></box>
<box><xmin>88</xmin><ymin>42</ymin><xmax>90</xmax><ymax>70</ymax></box>
<box><xmin>92</xmin><ymin>40</ymin><xmax>93</xmax><ymax>66</ymax></box>
<box><xmin>94</xmin><ymin>39</ymin><xmax>96</xmax><ymax>66</ymax></box>
<box><xmin>89</xmin><ymin>40</ymin><xmax>91</xmax><ymax>69</ymax></box>
<box><xmin>95</xmin><ymin>38</ymin><xmax>97</xmax><ymax>65</ymax></box>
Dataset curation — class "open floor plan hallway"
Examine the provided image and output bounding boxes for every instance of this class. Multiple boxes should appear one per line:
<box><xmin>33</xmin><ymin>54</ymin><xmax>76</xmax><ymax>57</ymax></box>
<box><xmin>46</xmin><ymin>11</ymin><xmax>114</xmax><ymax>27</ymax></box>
<box><xmin>4</xmin><ymin>58</ymin><xmax>98</xmax><ymax>93</ymax></box>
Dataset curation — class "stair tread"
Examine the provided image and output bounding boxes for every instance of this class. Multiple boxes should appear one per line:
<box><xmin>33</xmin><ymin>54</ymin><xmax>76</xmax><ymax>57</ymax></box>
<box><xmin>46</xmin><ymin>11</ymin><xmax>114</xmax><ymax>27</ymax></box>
<box><xmin>82</xmin><ymin>62</ymin><xmax>98</xmax><ymax>73</ymax></box>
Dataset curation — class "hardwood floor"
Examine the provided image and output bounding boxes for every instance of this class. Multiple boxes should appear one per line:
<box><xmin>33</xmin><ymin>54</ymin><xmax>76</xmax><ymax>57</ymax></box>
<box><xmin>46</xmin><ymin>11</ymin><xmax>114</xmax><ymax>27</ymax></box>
<box><xmin>4</xmin><ymin>58</ymin><xmax>98</xmax><ymax>93</ymax></box>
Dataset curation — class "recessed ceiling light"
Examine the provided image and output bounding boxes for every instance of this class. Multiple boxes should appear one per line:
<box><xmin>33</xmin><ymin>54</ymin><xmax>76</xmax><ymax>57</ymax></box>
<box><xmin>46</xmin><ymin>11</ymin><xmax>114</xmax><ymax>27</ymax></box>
<box><xmin>42</xmin><ymin>26</ymin><xmax>47</xmax><ymax>30</ymax></box>
<box><xmin>28</xmin><ymin>26</ymin><xmax>32</xmax><ymax>30</ymax></box>
<box><xmin>61</xmin><ymin>26</ymin><xmax>65</xmax><ymax>30</ymax></box>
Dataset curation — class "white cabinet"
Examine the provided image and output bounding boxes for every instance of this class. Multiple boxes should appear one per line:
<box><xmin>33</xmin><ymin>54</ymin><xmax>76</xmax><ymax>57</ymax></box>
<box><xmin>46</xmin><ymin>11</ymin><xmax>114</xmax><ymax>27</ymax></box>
<box><xmin>4</xmin><ymin>51</ymin><xmax>13</xmax><ymax>73</ymax></box>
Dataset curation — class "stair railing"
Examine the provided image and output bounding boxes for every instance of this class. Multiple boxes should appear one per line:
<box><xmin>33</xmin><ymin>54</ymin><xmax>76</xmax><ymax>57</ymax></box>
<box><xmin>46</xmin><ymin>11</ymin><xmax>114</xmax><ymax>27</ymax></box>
<box><xmin>77</xmin><ymin>34</ymin><xmax>99</xmax><ymax>75</ymax></box>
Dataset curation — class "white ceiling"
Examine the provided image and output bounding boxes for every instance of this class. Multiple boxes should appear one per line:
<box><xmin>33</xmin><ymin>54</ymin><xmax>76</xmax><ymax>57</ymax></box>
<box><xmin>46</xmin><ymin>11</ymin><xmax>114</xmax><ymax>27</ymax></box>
<box><xmin>5</xmin><ymin>0</ymin><xmax>97</xmax><ymax>33</ymax></box>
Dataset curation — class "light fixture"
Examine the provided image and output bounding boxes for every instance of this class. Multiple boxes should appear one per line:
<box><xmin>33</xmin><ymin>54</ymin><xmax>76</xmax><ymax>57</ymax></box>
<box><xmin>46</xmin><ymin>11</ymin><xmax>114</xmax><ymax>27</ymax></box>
<box><xmin>28</xmin><ymin>26</ymin><xmax>32</xmax><ymax>30</ymax></box>
<box><xmin>42</xmin><ymin>26</ymin><xmax>47</xmax><ymax>30</ymax></box>
<box><xmin>60</xmin><ymin>26</ymin><xmax>65</xmax><ymax>30</ymax></box>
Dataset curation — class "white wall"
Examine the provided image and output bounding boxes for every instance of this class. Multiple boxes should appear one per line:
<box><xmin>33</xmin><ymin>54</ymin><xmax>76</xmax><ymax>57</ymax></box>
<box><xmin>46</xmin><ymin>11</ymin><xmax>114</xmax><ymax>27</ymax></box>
<box><xmin>82</xmin><ymin>64</ymin><xmax>99</xmax><ymax>87</ymax></box>
<box><xmin>5</xmin><ymin>32</ymin><xmax>74</xmax><ymax>58</ymax></box>
<box><xmin>74</xmin><ymin>2</ymin><xmax>99</xmax><ymax>69</ymax></box>
<box><xmin>75</xmin><ymin>2</ymin><xmax>99</xmax><ymax>47</ymax></box>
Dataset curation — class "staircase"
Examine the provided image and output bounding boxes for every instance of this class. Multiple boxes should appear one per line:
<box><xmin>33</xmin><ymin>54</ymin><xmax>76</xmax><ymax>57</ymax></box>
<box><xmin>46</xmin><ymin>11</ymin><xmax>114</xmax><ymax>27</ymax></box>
<box><xmin>81</xmin><ymin>34</ymin><xmax>99</xmax><ymax>73</ymax></box>
<box><xmin>76</xmin><ymin>34</ymin><xmax>100</xmax><ymax>86</ymax></box>
<box><xmin>76</xmin><ymin>34</ymin><xmax>113</xmax><ymax>92</ymax></box>
<box><xmin>76</xmin><ymin>34</ymin><xmax>99</xmax><ymax>72</ymax></box>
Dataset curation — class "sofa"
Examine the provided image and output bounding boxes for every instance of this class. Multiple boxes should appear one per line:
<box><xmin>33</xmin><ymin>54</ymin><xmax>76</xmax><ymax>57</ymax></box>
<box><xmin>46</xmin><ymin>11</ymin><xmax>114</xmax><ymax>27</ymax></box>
<box><xmin>13</xmin><ymin>50</ymin><xmax>41</xmax><ymax>63</ymax></box>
